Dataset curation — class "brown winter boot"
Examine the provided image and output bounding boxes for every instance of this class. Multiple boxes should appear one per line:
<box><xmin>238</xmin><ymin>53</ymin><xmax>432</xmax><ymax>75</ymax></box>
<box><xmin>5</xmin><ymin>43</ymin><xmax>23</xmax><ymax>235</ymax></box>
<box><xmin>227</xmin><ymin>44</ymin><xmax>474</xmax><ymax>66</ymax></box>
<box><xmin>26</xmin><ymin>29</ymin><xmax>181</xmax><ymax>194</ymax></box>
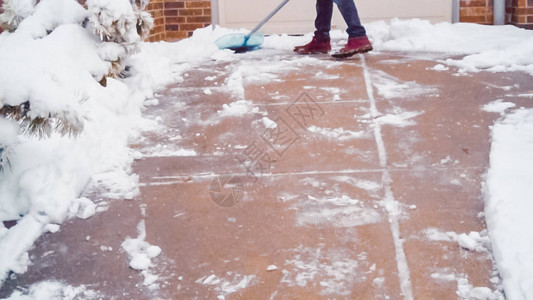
<box><xmin>331</xmin><ymin>36</ymin><xmax>373</xmax><ymax>59</ymax></box>
<box><xmin>294</xmin><ymin>37</ymin><xmax>331</xmax><ymax>54</ymax></box>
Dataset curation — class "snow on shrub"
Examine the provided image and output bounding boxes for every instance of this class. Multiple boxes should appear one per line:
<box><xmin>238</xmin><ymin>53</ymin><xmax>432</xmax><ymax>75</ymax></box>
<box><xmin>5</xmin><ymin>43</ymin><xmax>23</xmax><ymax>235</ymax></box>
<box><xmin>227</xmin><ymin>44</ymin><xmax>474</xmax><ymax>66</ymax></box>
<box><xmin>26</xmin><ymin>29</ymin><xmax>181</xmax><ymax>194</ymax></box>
<box><xmin>86</xmin><ymin>0</ymin><xmax>153</xmax><ymax>78</ymax></box>
<box><xmin>0</xmin><ymin>0</ymin><xmax>36</xmax><ymax>32</ymax></box>
<box><xmin>0</xmin><ymin>0</ymin><xmax>154</xmax><ymax>285</ymax></box>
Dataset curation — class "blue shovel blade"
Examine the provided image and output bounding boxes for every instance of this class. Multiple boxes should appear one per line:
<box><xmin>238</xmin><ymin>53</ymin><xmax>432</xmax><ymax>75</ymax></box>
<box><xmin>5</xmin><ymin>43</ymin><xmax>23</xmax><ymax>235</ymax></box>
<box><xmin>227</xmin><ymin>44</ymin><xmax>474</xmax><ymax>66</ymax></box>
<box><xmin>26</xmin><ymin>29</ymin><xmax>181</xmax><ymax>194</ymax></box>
<box><xmin>215</xmin><ymin>33</ymin><xmax>264</xmax><ymax>51</ymax></box>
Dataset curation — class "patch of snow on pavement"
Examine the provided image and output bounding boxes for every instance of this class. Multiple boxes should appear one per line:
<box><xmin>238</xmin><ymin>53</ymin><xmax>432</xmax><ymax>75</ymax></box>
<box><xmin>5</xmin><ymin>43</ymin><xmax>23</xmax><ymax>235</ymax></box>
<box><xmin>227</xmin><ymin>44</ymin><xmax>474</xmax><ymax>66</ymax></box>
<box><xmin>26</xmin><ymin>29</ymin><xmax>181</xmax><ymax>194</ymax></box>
<box><xmin>370</xmin><ymin>70</ymin><xmax>438</xmax><ymax>99</ymax></box>
<box><xmin>195</xmin><ymin>272</ymin><xmax>255</xmax><ymax>298</ymax></box>
<box><xmin>3</xmin><ymin>280</ymin><xmax>100</xmax><ymax>300</ymax></box>
<box><xmin>376</xmin><ymin>111</ymin><xmax>424</xmax><ymax>127</ymax></box>
<box><xmin>295</xmin><ymin>195</ymin><xmax>381</xmax><ymax>228</ymax></box>
<box><xmin>482</xmin><ymin>100</ymin><xmax>516</xmax><ymax>114</ymax></box>
<box><xmin>281</xmin><ymin>246</ymin><xmax>367</xmax><ymax>296</ymax></box>
<box><xmin>218</xmin><ymin>100</ymin><xmax>259</xmax><ymax>117</ymax></box>
<box><xmin>121</xmin><ymin>218</ymin><xmax>162</xmax><ymax>287</ymax></box>
<box><xmin>330</xmin><ymin>176</ymin><xmax>381</xmax><ymax>193</ymax></box>
<box><xmin>307</xmin><ymin>126</ymin><xmax>369</xmax><ymax>141</ymax></box>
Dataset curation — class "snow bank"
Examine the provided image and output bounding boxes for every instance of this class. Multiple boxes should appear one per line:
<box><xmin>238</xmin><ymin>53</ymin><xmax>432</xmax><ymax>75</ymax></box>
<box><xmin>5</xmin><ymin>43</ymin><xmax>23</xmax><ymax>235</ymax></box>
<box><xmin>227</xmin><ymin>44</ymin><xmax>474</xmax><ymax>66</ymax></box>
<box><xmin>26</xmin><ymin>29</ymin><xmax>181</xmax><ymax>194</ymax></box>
<box><xmin>367</xmin><ymin>19</ymin><xmax>533</xmax><ymax>75</ymax></box>
<box><xmin>485</xmin><ymin>108</ymin><xmax>533</xmax><ymax>299</ymax></box>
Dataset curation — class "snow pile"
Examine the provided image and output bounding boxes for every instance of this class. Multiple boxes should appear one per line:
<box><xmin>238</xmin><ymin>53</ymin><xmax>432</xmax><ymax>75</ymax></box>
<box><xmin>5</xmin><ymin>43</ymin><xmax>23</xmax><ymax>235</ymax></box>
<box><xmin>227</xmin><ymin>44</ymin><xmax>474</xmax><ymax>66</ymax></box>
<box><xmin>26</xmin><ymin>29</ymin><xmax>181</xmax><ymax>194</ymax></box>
<box><xmin>485</xmin><ymin>108</ymin><xmax>533</xmax><ymax>299</ymax></box>
<box><xmin>424</xmin><ymin>228</ymin><xmax>491</xmax><ymax>253</ymax></box>
<box><xmin>366</xmin><ymin>19</ymin><xmax>533</xmax><ymax>75</ymax></box>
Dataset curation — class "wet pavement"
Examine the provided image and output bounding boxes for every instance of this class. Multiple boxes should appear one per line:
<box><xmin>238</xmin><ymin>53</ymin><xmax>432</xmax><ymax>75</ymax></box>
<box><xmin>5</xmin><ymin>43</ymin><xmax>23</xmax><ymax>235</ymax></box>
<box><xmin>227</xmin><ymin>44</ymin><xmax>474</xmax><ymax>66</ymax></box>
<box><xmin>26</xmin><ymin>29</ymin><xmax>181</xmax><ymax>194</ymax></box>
<box><xmin>2</xmin><ymin>48</ymin><xmax>533</xmax><ymax>299</ymax></box>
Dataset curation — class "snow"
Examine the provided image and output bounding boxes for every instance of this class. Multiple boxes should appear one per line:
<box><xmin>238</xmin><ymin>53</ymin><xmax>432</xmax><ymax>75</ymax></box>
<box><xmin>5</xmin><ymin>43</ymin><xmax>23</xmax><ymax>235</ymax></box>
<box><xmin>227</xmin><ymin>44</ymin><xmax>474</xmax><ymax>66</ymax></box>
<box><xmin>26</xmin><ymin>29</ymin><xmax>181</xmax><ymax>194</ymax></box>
<box><xmin>267</xmin><ymin>265</ymin><xmax>278</xmax><ymax>271</ymax></box>
<box><xmin>218</xmin><ymin>100</ymin><xmax>259</xmax><ymax>117</ymax></box>
<box><xmin>482</xmin><ymin>100</ymin><xmax>516</xmax><ymax>114</ymax></box>
<box><xmin>262</xmin><ymin>117</ymin><xmax>277</xmax><ymax>128</ymax></box>
<box><xmin>424</xmin><ymin>228</ymin><xmax>491</xmax><ymax>253</ymax></box>
<box><xmin>376</xmin><ymin>111</ymin><xmax>423</xmax><ymax>127</ymax></box>
<box><xmin>0</xmin><ymin>0</ymin><xmax>154</xmax><ymax>286</ymax></box>
<box><xmin>281</xmin><ymin>247</ymin><xmax>367</xmax><ymax>296</ymax></box>
<box><xmin>307</xmin><ymin>126</ymin><xmax>368</xmax><ymax>140</ymax></box>
<box><xmin>1</xmin><ymin>6</ymin><xmax>533</xmax><ymax>298</ymax></box>
<box><xmin>195</xmin><ymin>272</ymin><xmax>256</xmax><ymax>297</ymax></box>
<box><xmin>367</xmin><ymin>19</ymin><xmax>533</xmax><ymax>75</ymax></box>
<box><xmin>121</xmin><ymin>219</ymin><xmax>162</xmax><ymax>286</ymax></box>
<box><xmin>5</xmin><ymin>281</ymin><xmax>99</xmax><ymax>300</ymax></box>
<box><xmin>294</xmin><ymin>194</ymin><xmax>381</xmax><ymax>228</ymax></box>
<box><xmin>68</xmin><ymin>197</ymin><xmax>96</xmax><ymax>220</ymax></box>
<box><xmin>485</xmin><ymin>108</ymin><xmax>533</xmax><ymax>299</ymax></box>
<box><xmin>457</xmin><ymin>233</ymin><xmax>480</xmax><ymax>251</ymax></box>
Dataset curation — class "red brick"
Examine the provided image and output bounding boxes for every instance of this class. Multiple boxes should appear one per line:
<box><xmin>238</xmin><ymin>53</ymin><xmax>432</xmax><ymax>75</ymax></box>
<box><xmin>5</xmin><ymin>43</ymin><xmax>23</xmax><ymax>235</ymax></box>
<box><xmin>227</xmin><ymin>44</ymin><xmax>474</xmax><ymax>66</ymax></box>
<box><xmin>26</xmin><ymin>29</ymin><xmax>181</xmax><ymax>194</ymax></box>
<box><xmin>165</xmin><ymin>16</ymin><xmax>186</xmax><ymax>24</ymax></box>
<box><xmin>460</xmin><ymin>0</ymin><xmax>488</xmax><ymax>7</ymax></box>
<box><xmin>186</xmin><ymin>1</ymin><xmax>210</xmax><ymax>8</ymax></box>
<box><xmin>166</xmin><ymin>31</ymin><xmax>188</xmax><ymax>40</ymax></box>
<box><xmin>166</xmin><ymin>24</ymin><xmax>179</xmax><ymax>31</ymax></box>
<box><xmin>203</xmin><ymin>8</ymin><xmax>212</xmax><ymax>15</ymax></box>
<box><xmin>164</xmin><ymin>9</ymin><xmax>178</xmax><ymax>16</ymax></box>
<box><xmin>460</xmin><ymin>15</ymin><xmax>489</xmax><ymax>22</ymax></box>
<box><xmin>165</xmin><ymin>2</ymin><xmax>184</xmax><ymax>9</ymax></box>
<box><xmin>150</xmin><ymin>10</ymin><xmax>164</xmax><ymax>18</ymax></box>
<box><xmin>461</xmin><ymin>7</ymin><xmax>492</xmax><ymax>16</ymax></box>
<box><xmin>186</xmin><ymin>16</ymin><xmax>211</xmax><ymax>23</ymax></box>
<box><xmin>152</xmin><ymin>25</ymin><xmax>165</xmax><ymax>33</ymax></box>
<box><xmin>179</xmin><ymin>23</ymin><xmax>206</xmax><ymax>31</ymax></box>
<box><xmin>178</xmin><ymin>8</ymin><xmax>203</xmax><ymax>16</ymax></box>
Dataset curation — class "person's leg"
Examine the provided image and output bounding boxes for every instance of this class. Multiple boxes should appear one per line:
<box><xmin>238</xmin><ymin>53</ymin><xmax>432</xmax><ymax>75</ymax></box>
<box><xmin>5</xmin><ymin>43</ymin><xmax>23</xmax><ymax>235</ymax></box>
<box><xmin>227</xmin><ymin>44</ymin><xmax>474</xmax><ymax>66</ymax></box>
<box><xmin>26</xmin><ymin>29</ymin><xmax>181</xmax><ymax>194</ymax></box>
<box><xmin>294</xmin><ymin>0</ymin><xmax>333</xmax><ymax>54</ymax></box>
<box><xmin>335</xmin><ymin>0</ymin><xmax>366</xmax><ymax>37</ymax></box>
<box><xmin>330</xmin><ymin>0</ymin><xmax>372</xmax><ymax>58</ymax></box>
<box><xmin>314</xmin><ymin>0</ymin><xmax>334</xmax><ymax>41</ymax></box>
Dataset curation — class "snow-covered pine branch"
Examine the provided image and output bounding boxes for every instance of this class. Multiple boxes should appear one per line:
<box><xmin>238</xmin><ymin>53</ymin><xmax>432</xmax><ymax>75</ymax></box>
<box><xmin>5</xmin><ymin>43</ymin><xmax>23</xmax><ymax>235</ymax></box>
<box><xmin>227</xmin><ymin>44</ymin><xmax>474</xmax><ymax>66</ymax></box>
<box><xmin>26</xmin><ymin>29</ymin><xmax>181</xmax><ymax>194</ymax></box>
<box><xmin>0</xmin><ymin>0</ymin><xmax>154</xmax><ymax>171</ymax></box>
<box><xmin>86</xmin><ymin>0</ymin><xmax>153</xmax><ymax>78</ymax></box>
<box><xmin>0</xmin><ymin>0</ymin><xmax>36</xmax><ymax>32</ymax></box>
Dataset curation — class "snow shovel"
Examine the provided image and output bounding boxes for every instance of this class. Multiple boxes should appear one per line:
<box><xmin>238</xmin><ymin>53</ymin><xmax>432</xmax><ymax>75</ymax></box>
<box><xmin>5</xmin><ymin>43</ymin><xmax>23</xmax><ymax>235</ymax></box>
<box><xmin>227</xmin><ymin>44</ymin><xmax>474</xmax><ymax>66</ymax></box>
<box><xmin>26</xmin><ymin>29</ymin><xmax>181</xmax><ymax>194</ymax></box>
<box><xmin>215</xmin><ymin>0</ymin><xmax>290</xmax><ymax>52</ymax></box>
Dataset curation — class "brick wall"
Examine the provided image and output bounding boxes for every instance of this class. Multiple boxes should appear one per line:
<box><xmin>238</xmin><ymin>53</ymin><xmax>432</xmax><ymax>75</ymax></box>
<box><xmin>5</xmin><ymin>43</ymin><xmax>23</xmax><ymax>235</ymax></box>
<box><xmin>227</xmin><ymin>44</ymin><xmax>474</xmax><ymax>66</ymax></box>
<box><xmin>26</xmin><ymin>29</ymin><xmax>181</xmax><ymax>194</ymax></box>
<box><xmin>147</xmin><ymin>0</ymin><xmax>165</xmax><ymax>41</ymax></box>
<box><xmin>461</xmin><ymin>0</ymin><xmax>533</xmax><ymax>27</ymax></box>
<box><xmin>164</xmin><ymin>0</ymin><xmax>211</xmax><ymax>40</ymax></box>
<box><xmin>144</xmin><ymin>0</ymin><xmax>212</xmax><ymax>41</ymax></box>
<box><xmin>507</xmin><ymin>0</ymin><xmax>533</xmax><ymax>28</ymax></box>
<box><xmin>460</xmin><ymin>0</ymin><xmax>494</xmax><ymax>24</ymax></box>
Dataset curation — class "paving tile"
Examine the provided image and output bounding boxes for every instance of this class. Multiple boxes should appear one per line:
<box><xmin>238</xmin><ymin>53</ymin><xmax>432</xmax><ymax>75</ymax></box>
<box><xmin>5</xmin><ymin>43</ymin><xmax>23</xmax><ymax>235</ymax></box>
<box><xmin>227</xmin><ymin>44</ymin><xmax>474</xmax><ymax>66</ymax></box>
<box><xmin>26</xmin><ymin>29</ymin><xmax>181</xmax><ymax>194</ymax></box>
<box><xmin>4</xmin><ymin>50</ymin><xmax>533</xmax><ymax>299</ymax></box>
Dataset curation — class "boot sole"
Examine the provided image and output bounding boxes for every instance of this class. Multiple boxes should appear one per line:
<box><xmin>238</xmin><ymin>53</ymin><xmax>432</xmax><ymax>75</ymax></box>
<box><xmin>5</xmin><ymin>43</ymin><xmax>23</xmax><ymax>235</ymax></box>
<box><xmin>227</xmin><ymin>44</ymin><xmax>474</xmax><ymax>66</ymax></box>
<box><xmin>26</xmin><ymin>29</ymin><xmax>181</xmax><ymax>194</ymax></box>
<box><xmin>331</xmin><ymin>46</ymin><xmax>373</xmax><ymax>59</ymax></box>
<box><xmin>295</xmin><ymin>50</ymin><xmax>331</xmax><ymax>55</ymax></box>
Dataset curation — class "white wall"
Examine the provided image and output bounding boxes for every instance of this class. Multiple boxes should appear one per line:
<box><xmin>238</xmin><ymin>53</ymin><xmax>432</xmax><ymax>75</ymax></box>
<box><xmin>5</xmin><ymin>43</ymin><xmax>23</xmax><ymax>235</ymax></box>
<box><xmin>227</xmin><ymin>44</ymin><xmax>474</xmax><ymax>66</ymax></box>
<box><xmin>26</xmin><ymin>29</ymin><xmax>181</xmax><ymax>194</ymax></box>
<box><xmin>216</xmin><ymin>0</ymin><xmax>452</xmax><ymax>35</ymax></box>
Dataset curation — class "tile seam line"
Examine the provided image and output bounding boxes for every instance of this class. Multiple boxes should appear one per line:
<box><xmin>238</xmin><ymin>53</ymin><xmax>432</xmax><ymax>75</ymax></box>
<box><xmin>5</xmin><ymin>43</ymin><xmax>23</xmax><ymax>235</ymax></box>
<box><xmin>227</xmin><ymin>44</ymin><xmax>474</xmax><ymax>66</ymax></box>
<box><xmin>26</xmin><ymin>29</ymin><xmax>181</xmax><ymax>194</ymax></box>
<box><xmin>361</xmin><ymin>54</ymin><xmax>414</xmax><ymax>300</ymax></box>
<box><xmin>139</xmin><ymin>165</ymin><xmax>486</xmax><ymax>182</ymax></box>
